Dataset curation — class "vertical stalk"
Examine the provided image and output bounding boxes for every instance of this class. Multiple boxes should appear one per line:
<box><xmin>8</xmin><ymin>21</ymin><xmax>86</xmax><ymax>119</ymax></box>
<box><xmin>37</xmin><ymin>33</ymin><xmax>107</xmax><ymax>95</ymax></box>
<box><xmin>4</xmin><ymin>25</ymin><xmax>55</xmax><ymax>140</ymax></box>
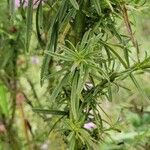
<box><xmin>6</xmin><ymin>43</ymin><xmax>20</xmax><ymax>150</ymax></box>
<box><xmin>19</xmin><ymin>103</ymin><xmax>31</xmax><ymax>150</ymax></box>
<box><xmin>8</xmin><ymin>47</ymin><xmax>18</xmax><ymax>129</ymax></box>
<box><xmin>71</xmin><ymin>0</ymin><xmax>90</xmax><ymax>45</ymax></box>
<box><xmin>68</xmin><ymin>1</ymin><xmax>90</xmax><ymax>149</ymax></box>
<box><xmin>122</xmin><ymin>5</ymin><xmax>140</xmax><ymax>62</ymax></box>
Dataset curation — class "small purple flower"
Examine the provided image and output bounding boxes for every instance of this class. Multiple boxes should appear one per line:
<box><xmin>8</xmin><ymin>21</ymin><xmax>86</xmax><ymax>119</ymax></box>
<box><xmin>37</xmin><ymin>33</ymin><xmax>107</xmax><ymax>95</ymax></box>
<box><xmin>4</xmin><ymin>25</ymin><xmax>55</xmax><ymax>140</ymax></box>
<box><xmin>15</xmin><ymin>0</ymin><xmax>28</xmax><ymax>8</ymax></box>
<box><xmin>84</xmin><ymin>122</ymin><xmax>96</xmax><ymax>130</ymax></box>
<box><xmin>15</xmin><ymin>0</ymin><xmax>45</xmax><ymax>8</ymax></box>
<box><xmin>30</xmin><ymin>56</ymin><xmax>40</xmax><ymax>64</ymax></box>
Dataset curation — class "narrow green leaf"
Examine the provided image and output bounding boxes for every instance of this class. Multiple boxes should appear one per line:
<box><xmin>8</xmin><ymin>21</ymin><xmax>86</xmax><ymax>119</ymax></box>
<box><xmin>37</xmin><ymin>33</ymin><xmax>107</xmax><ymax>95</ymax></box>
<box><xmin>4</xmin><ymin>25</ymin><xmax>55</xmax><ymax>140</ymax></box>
<box><xmin>50</xmin><ymin>74</ymin><xmax>69</xmax><ymax>102</ymax></box>
<box><xmin>40</xmin><ymin>0</ymin><xmax>68</xmax><ymax>85</ymax></box>
<box><xmin>45</xmin><ymin>51</ymin><xmax>73</xmax><ymax>61</ymax></box>
<box><xmin>79</xmin><ymin>129</ymin><xmax>99</xmax><ymax>149</ymax></box>
<box><xmin>80</xmin><ymin>30</ymin><xmax>91</xmax><ymax>50</ymax></box>
<box><xmin>0</xmin><ymin>83</ymin><xmax>9</xmax><ymax>117</ymax></box>
<box><xmin>71</xmin><ymin>71</ymin><xmax>79</xmax><ymax>120</ymax></box>
<box><xmin>107</xmin><ymin>82</ymin><xmax>112</xmax><ymax>102</ymax></box>
<box><xmin>68</xmin><ymin>132</ymin><xmax>76</xmax><ymax>150</ymax></box>
<box><xmin>33</xmin><ymin>108</ymin><xmax>68</xmax><ymax>115</ymax></box>
<box><xmin>36</xmin><ymin>0</ymin><xmax>45</xmax><ymax>47</ymax></box>
<box><xmin>99</xmin><ymin>40</ymin><xmax>128</xmax><ymax>68</ymax></box>
<box><xmin>130</xmin><ymin>74</ymin><xmax>149</xmax><ymax>102</ymax></box>
<box><xmin>105</xmin><ymin>0</ymin><xmax>114</xmax><ymax>12</ymax></box>
<box><xmin>41</xmin><ymin>69</ymin><xmax>66</xmax><ymax>82</ymax></box>
<box><xmin>48</xmin><ymin>116</ymin><xmax>65</xmax><ymax>135</ymax></box>
<box><xmin>59</xmin><ymin>44</ymin><xmax>77</xmax><ymax>58</ymax></box>
<box><xmin>69</xmin><ymin>0</ymin><xmax>79</xmax><ymax>10</ymax></box>
<box><xmin>66</xmin><ymin>40</ymin><xmax>78</xmax><ymax>52</ymax></box>
<box><xmin>25</xmin><ymin>0</ymin><xmax>33</xmax><ymax>52</ymax></box>
<box><xmin>93</xmin><ymin>0</ymin><xmax>101</xmax><ymax>15</ymax></box>
<box><xmin>40</xmin><ymin>21</ymin><xmax>58</xmax><ymax>85</ymax></box>
<box><xmin>108</xmin><ymin>23</ymin><xmax>130</xmax><ymax>66</ymax></box>
<box><xmin>77</xmin><ymin>65</ymin><xmax>89</xmax><ymax>94</ymax></box>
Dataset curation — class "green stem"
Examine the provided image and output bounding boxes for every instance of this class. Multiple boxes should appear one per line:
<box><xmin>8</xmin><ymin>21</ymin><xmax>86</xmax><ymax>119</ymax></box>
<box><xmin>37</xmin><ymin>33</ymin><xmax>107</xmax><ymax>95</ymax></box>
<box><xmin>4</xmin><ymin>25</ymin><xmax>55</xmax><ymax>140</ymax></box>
<box><xmin>71</xmin><ymin>0</ymin><xmax>90</xmax><ymax>45</ymax></box>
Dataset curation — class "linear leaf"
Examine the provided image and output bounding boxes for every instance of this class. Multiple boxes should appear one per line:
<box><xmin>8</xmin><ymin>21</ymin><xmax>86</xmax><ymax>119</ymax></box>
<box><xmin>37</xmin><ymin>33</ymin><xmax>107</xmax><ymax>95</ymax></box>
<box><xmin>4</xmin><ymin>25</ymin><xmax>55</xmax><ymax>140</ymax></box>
<box><xmin>36</xmin><ymin>0</ymin><xmax>45</xmax><ymax>47</ymax></box>
<box><xmin>107</xmin><ymin>82</ymin><xmax>112</xmax><ymax>102</ymax></box>
<box><xmin>80</xmin><ymin>30</ymin><xmax>91</xmax><ymax>49</ymax></box>
<box><xmin>0</xmin><ymin>83</ymin><xmax>9</xmax><ymax>117</ymax></box>
<box><xmin>93</xmin><ymin>0</ymin><xmax>101</xmax><ymax>15</ymax></box>
<box><xmin>105</xmin><ymin>0</ymin><xmax>114</xmax><ymax>12</ymax></box>
<box><xmin>41</xmin><ymin>69</ymin><xmax>66</xmax><ymax>81</ymax></box>
<box><xmin>68</xmin><ymin>132</ymin><xmax>76</xmax><ymax>150</ymax></box>
<box><xmin>50</xmin><ymin>74</ymin><xmax>69</xmax><ymax>102</ymax></box>
<box><xmin>130</xmin><ymin>74</ymin><xmax>149</xmax><ymax>102</ymax></box>
<box><xmin>79</xmin><ymin>129</ymin><xmax>99</xmax><ymax>149</ymax></box>
<box><xmin>40</xmin><ymin>21</ymin><xmax>58</xmax><ymax>85</ymax></box>
<box><xmin>59</xmin><ymin>44</ymin><xmax>77</xmax><ymax>57</ymax></box>
<box><xmin>45</xmin><ymin>51</ymin><xmax>73</xmax><ymax>61</ymax></box>
<box><xmin>66</xmin><ymin>40</ymin><xmax>78</xmax><ymax>52</ymax></box>
<box><xmin>69</xmin><ymin>0</ymin><xmax>79</xmax><ymax>10</ymax></box>
<box><xmin>71</xmin><ymin>71</ymin><xmax>79</xmax><ymax>120</ymax></box>
<box><xmin>33</xmin><ymin>108</ymin><xmax>68</xmax><ymax>115</ymax></box>
<box><xmin>77</xmin><ymin>65</ymin><xmax>89</xmax><ymax>94</ymax></box>
<box><xmin>40</xmin><ymin>0</ymin><xmax>68</xmax><ymax>85</ymax></box>
<box><xmin>99</xmin><ymin>40</ymin><xmax>128</xmax><ymax>68</ymax></box>
<box><xmin>25</xmin><ymin>0</ymin><xmax>33</xmax><ymax>52</ymax></box>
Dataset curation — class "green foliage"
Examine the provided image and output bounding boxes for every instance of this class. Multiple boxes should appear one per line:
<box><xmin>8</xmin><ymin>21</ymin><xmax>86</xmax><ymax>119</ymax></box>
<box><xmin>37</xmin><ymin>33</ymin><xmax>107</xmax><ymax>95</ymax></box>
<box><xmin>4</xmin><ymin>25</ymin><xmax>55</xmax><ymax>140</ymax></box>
<box><xmin>0</xmin><ymin>0</ymin><xmax>150</xmax><ymax>149</ymax></box>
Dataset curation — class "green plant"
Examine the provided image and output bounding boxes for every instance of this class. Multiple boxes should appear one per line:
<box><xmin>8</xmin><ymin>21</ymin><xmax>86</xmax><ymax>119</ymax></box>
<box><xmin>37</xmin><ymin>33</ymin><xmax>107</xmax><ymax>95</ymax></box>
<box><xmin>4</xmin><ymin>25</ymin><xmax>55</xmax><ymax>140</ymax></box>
<box><xmin>0</xmin><ymin>0</ymin><xmax>150</xmax><ymax>149</ymax></box>
<box><xmin>33</xmin><ymin>0</ymin><xmax>150</xmax><ymax>149</ymax></box>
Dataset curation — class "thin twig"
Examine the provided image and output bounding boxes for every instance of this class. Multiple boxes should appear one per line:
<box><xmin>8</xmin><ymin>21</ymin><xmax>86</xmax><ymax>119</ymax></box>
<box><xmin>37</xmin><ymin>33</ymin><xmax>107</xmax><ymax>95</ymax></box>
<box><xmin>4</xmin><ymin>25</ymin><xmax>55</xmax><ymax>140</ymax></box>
<box><xmin>122</xmin><ymin>5</ymin><xmax>140</xmax><ymax>62</ymax></box>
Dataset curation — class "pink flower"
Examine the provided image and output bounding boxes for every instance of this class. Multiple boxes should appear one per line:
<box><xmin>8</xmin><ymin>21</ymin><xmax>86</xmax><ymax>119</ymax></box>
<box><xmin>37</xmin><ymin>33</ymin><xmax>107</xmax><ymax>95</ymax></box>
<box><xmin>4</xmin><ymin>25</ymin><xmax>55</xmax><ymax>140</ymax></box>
<box><xmin>84</xmin><ymin>122</ymin><xmax>96</xmax><ymax>130</ymax></box>
<box><xmin>15</xmin><ymin>0</ymin><xmax>28</xmax><ymax>8</ymax></box>
<box><xmin>15</xmin><ymin>0</ymin><xmax>45</xmax><ymax>8</ymax></box>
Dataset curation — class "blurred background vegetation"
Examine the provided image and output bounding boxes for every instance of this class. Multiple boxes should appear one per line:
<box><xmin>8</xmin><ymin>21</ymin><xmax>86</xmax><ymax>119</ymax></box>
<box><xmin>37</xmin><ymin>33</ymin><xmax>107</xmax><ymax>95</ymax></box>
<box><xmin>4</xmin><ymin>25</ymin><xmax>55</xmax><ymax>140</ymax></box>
<box><xmin>0</xmin><ymin>0</ymin><xmax>150</xmax><ymax>150</ymax></box>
